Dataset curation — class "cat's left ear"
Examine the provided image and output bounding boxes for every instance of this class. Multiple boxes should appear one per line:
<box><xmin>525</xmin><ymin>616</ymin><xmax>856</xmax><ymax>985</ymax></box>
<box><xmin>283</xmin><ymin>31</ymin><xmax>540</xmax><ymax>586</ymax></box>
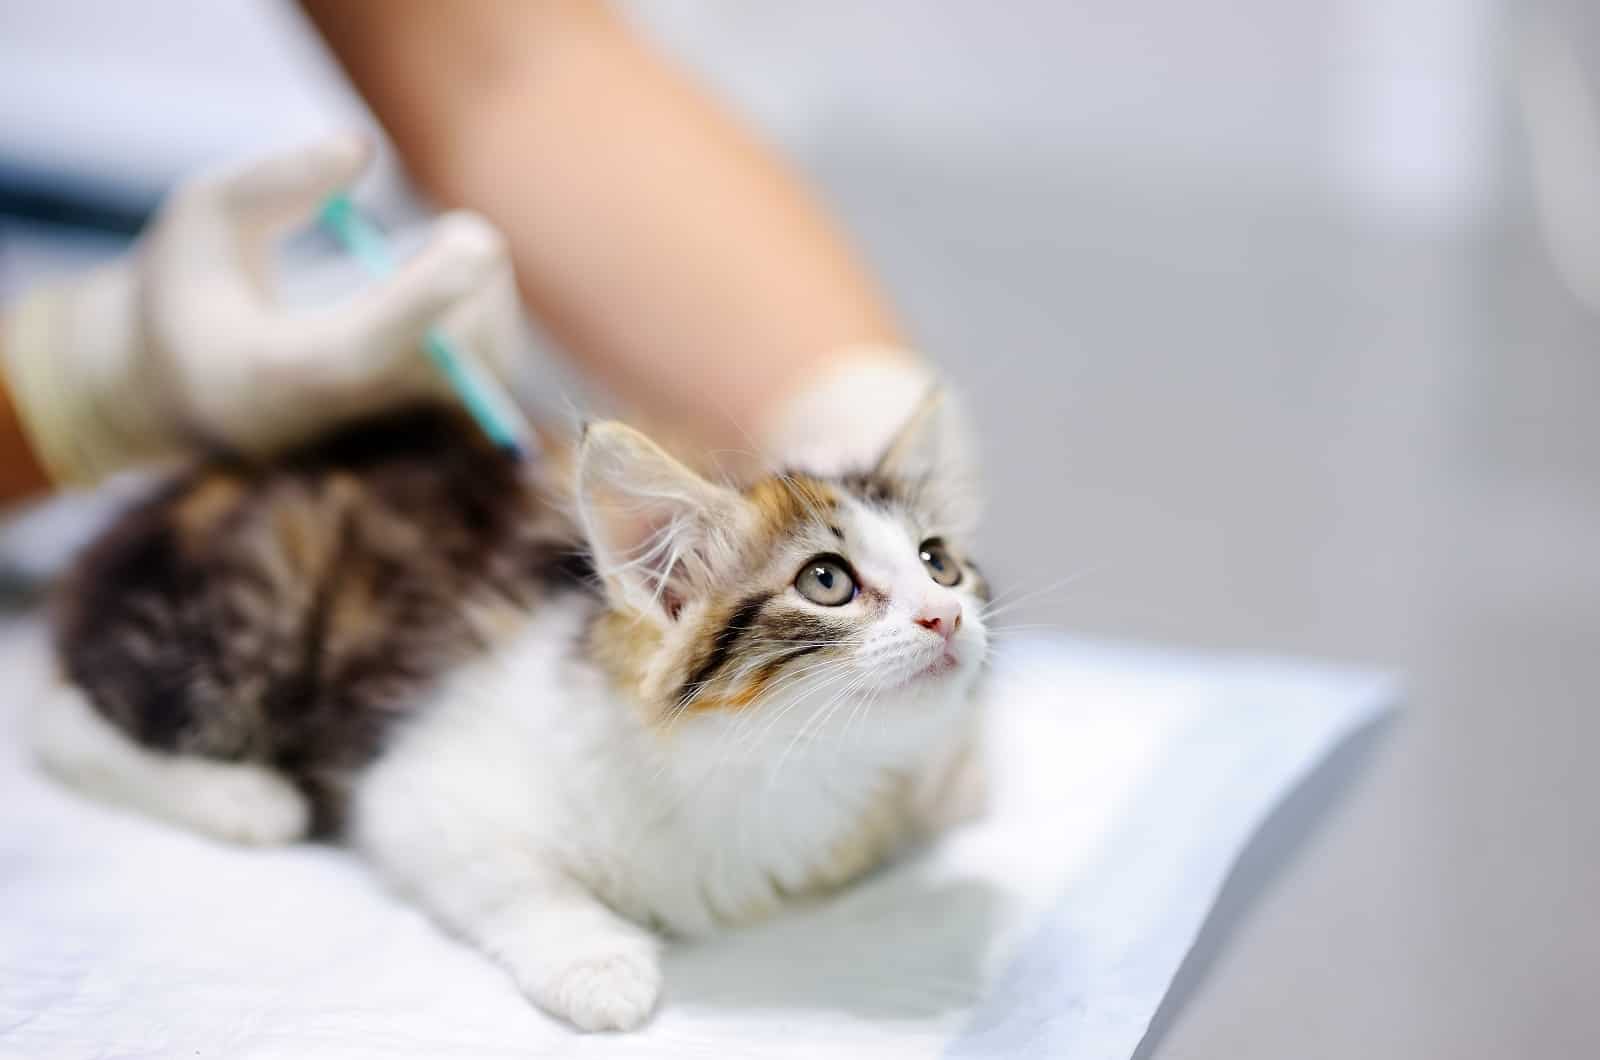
<box><xmin>577</xmin><ymin>421</ymin><xmax>751</xmax><ymax>621</ymax></box>
<box><xmin>874</xmin><ymin>386</ymin><xmax>981</xmax><ymax>538</ymax></box>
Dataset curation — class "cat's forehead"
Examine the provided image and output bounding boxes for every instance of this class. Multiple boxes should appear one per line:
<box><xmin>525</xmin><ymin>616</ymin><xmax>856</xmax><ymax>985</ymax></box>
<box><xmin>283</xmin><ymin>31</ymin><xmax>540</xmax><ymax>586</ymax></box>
<box><xmin>742</xmin><ymin>470</ymin><xmax>929</xmax><ymax>554</ymax></box>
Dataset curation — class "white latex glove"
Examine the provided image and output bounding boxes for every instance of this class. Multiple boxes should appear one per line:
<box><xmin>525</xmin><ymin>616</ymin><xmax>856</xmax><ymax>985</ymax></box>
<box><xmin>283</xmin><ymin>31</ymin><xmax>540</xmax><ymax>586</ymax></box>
<box><xmin>762</xmin><ymin>351</ymin><xmax>981</xmax><ymax>542</ymax></box>
<box><xmin>0</xmin><ymin>134</ymin><xmax>526</xmax><ymax>486</ymax></box>
<box><xmin>759</xmin><ymin>349</ymin><xmax>943</xmax><ymax>475</ymax></box>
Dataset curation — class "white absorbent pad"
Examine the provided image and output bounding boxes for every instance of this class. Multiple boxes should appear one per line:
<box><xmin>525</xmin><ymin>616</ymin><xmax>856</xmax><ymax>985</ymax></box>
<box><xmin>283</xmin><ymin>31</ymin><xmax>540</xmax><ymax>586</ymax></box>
<box><xmin>0</xmin><ymin>619</ymin><xmax>1395</xmax><ymax>1059</ymax></box>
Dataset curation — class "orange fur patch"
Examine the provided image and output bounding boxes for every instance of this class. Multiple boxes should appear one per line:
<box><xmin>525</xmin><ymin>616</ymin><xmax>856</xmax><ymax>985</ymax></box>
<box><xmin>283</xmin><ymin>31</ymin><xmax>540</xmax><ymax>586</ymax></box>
<box><xmin>745</xmin><ymin>476</ymin><xmax>837</xmax><ymax>544</ymax></box>
<box><xmin>589</xmin><ymin>611</ymin><xmax>665</xmax><ymax>717</ymax></box>
<box><xmin>173</xmin><ymin>473</ymin><xmax>244</xmax><ymax>542</ymax></box>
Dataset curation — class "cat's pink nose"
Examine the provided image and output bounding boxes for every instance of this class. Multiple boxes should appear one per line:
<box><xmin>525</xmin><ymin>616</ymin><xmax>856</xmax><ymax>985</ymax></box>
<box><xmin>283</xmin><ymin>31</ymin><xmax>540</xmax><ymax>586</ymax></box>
<box><xmin>914</xmin><ymin>598</ymin><xmax>962</xmax><ymax>639</ymax></box>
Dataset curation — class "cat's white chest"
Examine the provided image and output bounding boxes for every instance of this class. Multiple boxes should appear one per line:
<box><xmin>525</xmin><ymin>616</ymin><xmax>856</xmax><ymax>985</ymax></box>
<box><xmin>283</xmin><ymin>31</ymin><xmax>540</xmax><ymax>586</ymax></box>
<box><xmin>354</xmin><ymin>605</ymin><xmax>951</xmax><ymax>938</ymax></box>
<box><xmin>602</xmin><ymin>744</ymin><xmax>908</xmax><ymax>935</ymax></box>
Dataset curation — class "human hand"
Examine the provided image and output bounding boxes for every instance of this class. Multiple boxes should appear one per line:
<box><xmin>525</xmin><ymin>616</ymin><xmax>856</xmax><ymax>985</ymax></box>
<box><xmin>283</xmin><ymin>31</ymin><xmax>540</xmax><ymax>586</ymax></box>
<box><xmin>760</xmin><ymin>351</ymin><xmax>953</xmax><ymax>475</ymax></box>
<box><xmin>1</xmin><ymin>134</ymin><xmax>527</xmax><ymax>485</ymax></box>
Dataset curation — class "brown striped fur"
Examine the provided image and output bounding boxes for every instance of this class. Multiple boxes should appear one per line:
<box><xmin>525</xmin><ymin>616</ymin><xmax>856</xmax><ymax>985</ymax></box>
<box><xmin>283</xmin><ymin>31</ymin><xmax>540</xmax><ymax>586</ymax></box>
<box><xmin>55</xmin><ymin>406</ymin><xmax>587</xmax><ymax>832</ymax></box>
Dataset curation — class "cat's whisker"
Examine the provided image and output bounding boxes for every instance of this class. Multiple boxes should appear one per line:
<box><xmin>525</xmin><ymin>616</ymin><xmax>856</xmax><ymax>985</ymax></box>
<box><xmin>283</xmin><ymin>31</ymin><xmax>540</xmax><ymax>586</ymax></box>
<box><xmin>730</xmin><ymin>660</ymin><xmax>857</xmax><ymax>757</ymax></box>
<box><xmin>854</xmin><ymin>683</ymin><xmax>886</xmax><ymax>752</ymax></box>
<box><xmin>811</xmin><ymin>675</ymin><xmax>873</xmax><ymax>761</ymax></box>
<box><xmin>842</xmin><ymin>671</ymin><xmax>880</xmax><ymax>749</ymax></box>
<box><xmin>983</xmin><ymin>623</ymin><xmax>1063</xmax><ymax>637</ymax></box>
<box><xmin>702</xmin><ymin>671</ymin><xmax>861</xmax><ymax>820</ymax></box>
<box><xmin>692</xmin><ymin>656</ymin><xmax>855</xmax><ymax>780</ymax></box>
<box><xmin>784</xmin><ymin>665</ymin><xmax>874</xmax><ymax>760</ymax></box>
<box><xmin>767</xmin><ymin>671</ymin><xmax>868</xmax><ymax>793</ymax></box>
<box><xmin>980</xmin><ymin>566</ymin><xmax>1100</xmax><ymax>622</ymax></box>
<box><xmin>751</xmin><ymin>666</ymin><xmax>857</xmax><ymax>758</ymax></box>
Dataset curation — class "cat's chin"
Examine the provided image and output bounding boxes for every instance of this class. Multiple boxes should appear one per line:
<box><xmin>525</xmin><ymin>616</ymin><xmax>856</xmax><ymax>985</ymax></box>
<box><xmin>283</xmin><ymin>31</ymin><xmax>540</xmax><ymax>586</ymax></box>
<box><xmin>876</xmin><ymin>646</ymin><xmax>975</xmax><ymax>694</ymax></box>
<box><xmin>917</xmin><ymin>652</ymin><xmax>960</xmax><ymax>681</ymax></box>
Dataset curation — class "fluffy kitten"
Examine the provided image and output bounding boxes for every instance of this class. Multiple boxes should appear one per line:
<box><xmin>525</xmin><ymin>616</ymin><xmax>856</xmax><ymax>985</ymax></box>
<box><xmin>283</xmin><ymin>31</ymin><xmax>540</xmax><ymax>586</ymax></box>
<box><xmin>35</xmin><ymin>395</ymin><xmax>990</xmax><ymax>1032</ymax></box>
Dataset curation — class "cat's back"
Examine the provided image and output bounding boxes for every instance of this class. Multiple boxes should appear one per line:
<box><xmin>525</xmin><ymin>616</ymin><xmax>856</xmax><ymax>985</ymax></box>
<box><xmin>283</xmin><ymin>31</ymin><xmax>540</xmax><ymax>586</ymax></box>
<box><xmin>54</xmin><ymin>404</ymin><xmax>591</xmax><ymax>830</ymax></box>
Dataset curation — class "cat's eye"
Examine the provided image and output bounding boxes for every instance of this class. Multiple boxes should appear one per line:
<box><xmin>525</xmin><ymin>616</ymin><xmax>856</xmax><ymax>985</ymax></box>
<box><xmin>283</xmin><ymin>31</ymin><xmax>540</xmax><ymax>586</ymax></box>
<box><xmin>795</xmin><ymin>554</ymin><xmax>856</xmax><ymax>606</ymax></box>
<box><xmin>919</xmin><ymin>538</ymin><xmax>963</xmax><ymax>587</ymax></box>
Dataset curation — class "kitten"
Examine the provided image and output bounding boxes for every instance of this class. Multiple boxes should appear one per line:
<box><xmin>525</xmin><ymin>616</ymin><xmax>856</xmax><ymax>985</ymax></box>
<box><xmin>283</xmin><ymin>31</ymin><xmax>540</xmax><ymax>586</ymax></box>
<box><xmin>33</xmin><ymin>394</ymin><xmax>991</xmax><ymax>1032</ymax></box>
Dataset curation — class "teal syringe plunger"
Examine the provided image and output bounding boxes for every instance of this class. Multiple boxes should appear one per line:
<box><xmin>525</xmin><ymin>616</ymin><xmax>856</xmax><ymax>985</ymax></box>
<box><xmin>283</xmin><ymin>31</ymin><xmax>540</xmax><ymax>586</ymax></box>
<box><xmin>317</xmin><ymin>193</ymin><xmax>532</xmax><ymax>458</ymax></box>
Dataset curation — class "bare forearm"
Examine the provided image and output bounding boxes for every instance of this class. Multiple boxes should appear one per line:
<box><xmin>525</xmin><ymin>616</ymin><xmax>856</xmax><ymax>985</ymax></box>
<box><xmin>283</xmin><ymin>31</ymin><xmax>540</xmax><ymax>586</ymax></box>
<box><xmin>304</xmin><ymin>0</ymin><xmax>906</xmax><ymax>454</ymax></box>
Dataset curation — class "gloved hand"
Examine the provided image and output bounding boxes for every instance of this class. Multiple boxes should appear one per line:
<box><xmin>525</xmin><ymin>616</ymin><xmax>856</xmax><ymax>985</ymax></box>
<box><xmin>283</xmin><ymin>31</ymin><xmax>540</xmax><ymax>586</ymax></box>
<box><xmin>0</xmin><ymin>134</ymin><xmax>526</xmax><ymax>486</ymax></box>
<box><xmin>759</xmin><ymin>349</ymin><xmax>947</xmax><ymax>475</ymax></box>
<box><xmin>761</xmin><ymin>349</ymin><xmax>980</xmax><ymax>544</ymax></box>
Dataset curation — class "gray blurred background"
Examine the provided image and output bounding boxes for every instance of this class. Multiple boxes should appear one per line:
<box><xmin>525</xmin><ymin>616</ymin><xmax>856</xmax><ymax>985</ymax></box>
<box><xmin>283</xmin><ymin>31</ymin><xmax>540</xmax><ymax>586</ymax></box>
<box><xmin>2</xmin><ymin>2</ymin><xmax>1596</xmax><ymax>1056</ymax></box>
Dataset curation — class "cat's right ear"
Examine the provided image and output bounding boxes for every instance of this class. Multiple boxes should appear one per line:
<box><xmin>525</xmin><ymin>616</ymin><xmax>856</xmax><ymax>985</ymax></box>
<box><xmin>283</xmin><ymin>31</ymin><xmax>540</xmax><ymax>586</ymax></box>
<box><xmin>873</xmin><ymin>386</ymin><xmax>981</xmax><ymax>538</ymax></box>
<box><xmin>576</xmin><ymin>422</ymin><xmax>751</xmax><ymax>621</ymax></box>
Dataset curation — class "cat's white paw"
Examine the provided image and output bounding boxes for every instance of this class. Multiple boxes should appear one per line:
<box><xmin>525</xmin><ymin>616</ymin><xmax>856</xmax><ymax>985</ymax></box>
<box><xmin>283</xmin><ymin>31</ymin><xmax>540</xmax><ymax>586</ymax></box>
<box><xmin>532</xmin><ymin>950</ymin><xmax>662</xmax><ymax>1032</ymax></box>
<box><xmin>171</xmin><ymin>762</ymin><xmax>311</xmax><ymax>845</ymax></box>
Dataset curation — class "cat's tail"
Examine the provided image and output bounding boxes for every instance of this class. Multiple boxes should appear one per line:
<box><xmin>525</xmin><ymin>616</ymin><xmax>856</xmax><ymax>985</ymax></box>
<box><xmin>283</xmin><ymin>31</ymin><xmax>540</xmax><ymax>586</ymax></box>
<box><xmin>30</xmin><ymin>679</ymin><xmax>310</xmax><ymax>845</ymax></box>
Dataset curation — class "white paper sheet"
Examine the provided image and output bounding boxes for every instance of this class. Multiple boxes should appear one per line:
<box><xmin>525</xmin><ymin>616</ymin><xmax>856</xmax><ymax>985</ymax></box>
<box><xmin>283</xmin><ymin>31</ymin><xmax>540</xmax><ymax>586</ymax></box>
<box><xmin>0</xmin><ymin>619</ymin><xmax>1394</xmax><ymax>1059</ymax></box>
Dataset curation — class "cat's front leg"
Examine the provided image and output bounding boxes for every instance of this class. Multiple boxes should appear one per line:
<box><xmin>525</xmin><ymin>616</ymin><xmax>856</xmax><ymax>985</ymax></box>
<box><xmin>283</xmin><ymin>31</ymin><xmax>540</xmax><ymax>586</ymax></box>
<box><xmin>355</xmin><ymin>800</ymin><xmax>660</xmax><ymax>1031</ymax></box>
<box><xmin>472</xmin><ymin>876</ymin><xmax>662</xmax><ymax>1032</ymax></box>
<box><xmin>386</xmin><ymin>856</ymin><xmax>660</xmax><ymax>1030</ymax></box>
